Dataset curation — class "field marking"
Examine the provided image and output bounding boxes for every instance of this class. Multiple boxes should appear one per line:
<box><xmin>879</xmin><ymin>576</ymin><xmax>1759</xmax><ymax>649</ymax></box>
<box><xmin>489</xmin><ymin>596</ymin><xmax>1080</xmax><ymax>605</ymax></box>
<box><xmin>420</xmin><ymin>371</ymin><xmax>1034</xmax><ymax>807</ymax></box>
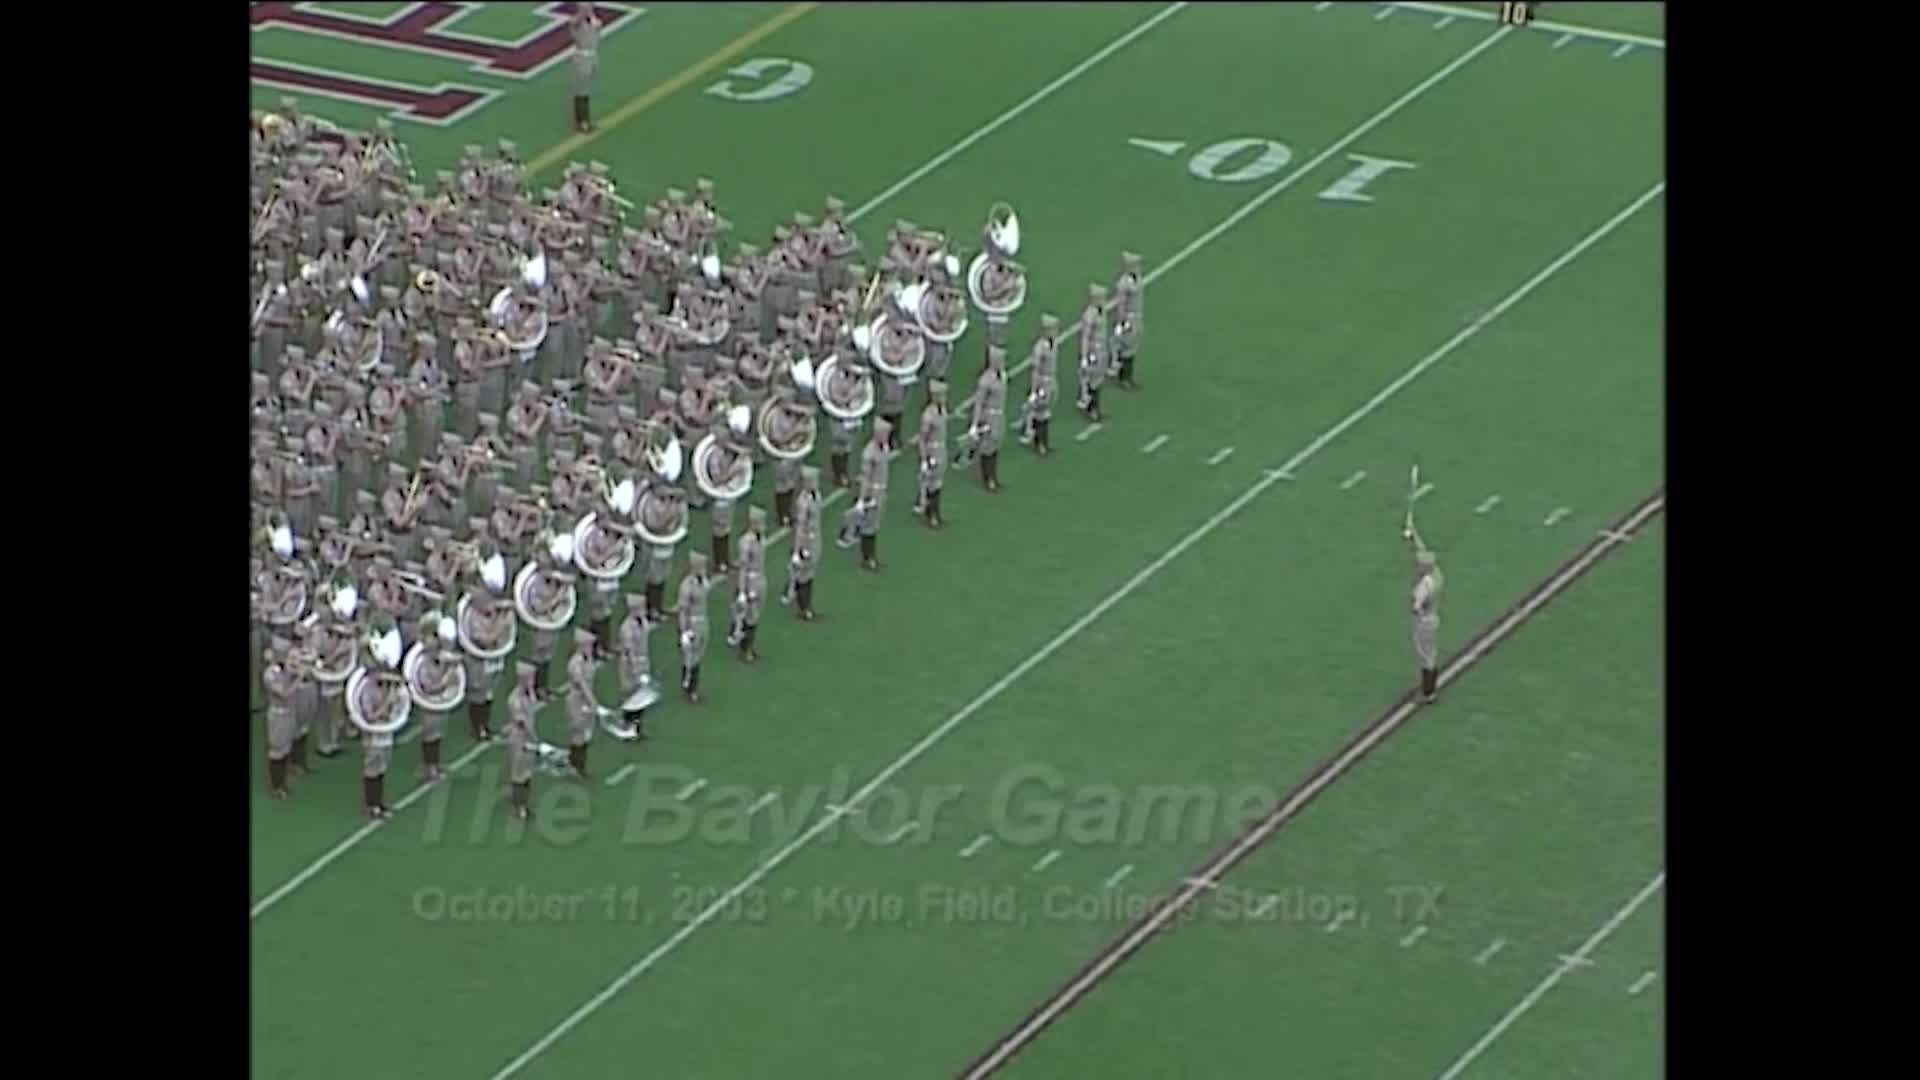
<box><xmin>1475</xmin><ymin>494</ymin><xmax>1502</xmax><ymax>514</ymax></box>
<box><xmin>1544</xmin><ymin>506</ymin><xmax>1572</xmax><ymax>527</ymax></box>
<box><xmin>1323</xmin><ymin>910</ymin><xmax>1354</xmax><ymax>934</ymax></box>
<box><xmin>1103</xmin><ymin>864</ymin><xmax>1135</xmax><ymax>890</ymax></box>
<box><xmin>963</xmin><ymin>493</ymin><xmax>1667</xmax><ymax>1077</ymax></box>
<box><xmin>604</xmin><ymin>763</ymin><xmax>636</xmax><ymax>787</ymax></box>
<box><xmin>884</xmin><ymin>821</ymin><xmax>918</xmax><ymax>845</ymax></box>
<box><xmin>1401</xmin><ymin>925</ymin><xmax>1429</xmax><ymax>948</ymax></box>
<box><xmin>1598</xmin><ymin>528</ymin><xmax>1636</xmax><ymax>545</ymax></box>
<box><xmin>954</xmin><ymin>21</ymin><xmax>1516</xmax><ymax>419</ymax></box>
<box><xmin>527</xmin><ymin>3</ymin><xmax>818</xmax><ymax>177</ymax></box>
<box><xmin>1380</xmin><ymin>1</ymin><xmax>1666</xmax><ymax>49</ymax></box>
<box><xmin>250</xmin><ymin>3</ymin><xmax>1177</xmax><ymax>926</ymax></box>
<box><xmin>1435</xmin><ymin>14</ymin><xmax>1456</xmax><ymax>29</ymax></box>
<box><xmin>1340</xmin><ymin>469</ymin><xmax>1368</xmax><ymax>490</ymax></box>
<box><xmin>959</xmin><ymin>834</ymin><xmax>992</xmax><ymax>859</ymax></box>
<box><xmin>847</xmin><ymin>2</ymin><xmax>1187</xmax><ymax>222</ymax></box>
<box><xmin>1375</xmin><ymin>6</ymin><xmax>1396</xmax><ymax>19</ymax></box>
<box><xmin>1411</xmin><ymin>481</ymin><xmax>1435</xmax><ymax>502</ymax></box>
<box><xmin>1076</xmin><ymin>423</ymin><xmax>1105</xmax><ymax>443</ymax></box>
<box><xmin>1249</xmin><ymin>893</ymin><xmax>1279</xmax><ymax>918</ymax></box>
<box><xmin>748</xmin><ymin>791</ymin><xmax>778</xmax><ymax>816</ymax></box>
<box><xmin>1473</xmin><ymin>938</ymin><xmax>1507</xmax><ymax>966</ymax></box>
<box><xmin>1553</xmin><ymin>32</ymin><xmax>1576</xmax><ymax>49</ymax></box>
<box><xmin>1555</xmin><ymin>952</ymin><xmax>1596</xmax><ymax>971</ymax></box>
<box><xmin>1126</xmin><ymin>137</ymin><xmax>1187</xmax><ymax>158</ymax></box>
<box><xmin>489</xmin><ymin>61</ymin><xmax>1668</xmax><ymax>1080</ymax></box>
<box><xmin>1142</xmin><ymin>434</ymin><xmax>1169</xmax><ymax>454</ymax></box>
<box><xmin>1031</xmin><ymin>850</ymin><xmax>1063</xmax><ymax>873</ymax></box>
<box><xmin>1627</xmin><ymin>970</ymin><xmax>1658</xmax><ymax>996</ymax></box>
<box><xmin>1611</xmin><ymin>42</ymin><xmax>1634</xmax><ymax>59</ymax></box>
<box><xmin>1315</xmin><ymin>1</ymin><xmax>1333</xmax><ymax>11</ymax></box>
<box><xmin>1434</xmin><ymin>872</ymin><xmax>1666</xmax><ymax>1080</ymax></box>
<box><xmin>676</xmin><ymin>777</ymin><xmax>708</xmax><ymax>800</ymax></box>
<box><xmin>1207</xmin><ymin>447</ymin><xmax>1235</xmax><ymax>466</ymax></box>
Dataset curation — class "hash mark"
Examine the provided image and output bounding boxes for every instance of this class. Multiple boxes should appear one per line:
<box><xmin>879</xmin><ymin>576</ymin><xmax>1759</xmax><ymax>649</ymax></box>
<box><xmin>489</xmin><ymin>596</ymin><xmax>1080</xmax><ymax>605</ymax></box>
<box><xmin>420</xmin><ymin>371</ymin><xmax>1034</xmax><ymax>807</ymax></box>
<box><xmin>1627</xmin><ymin>971</ymin><xmax>1658</xmax><ymax>996</ymax></box>
<box><xmin>1340</xmin><ymin>469</ymin><xmax>1368</xmax><ymax>490</ymax></box>
<box><xmin>1411</xmin><ymin>481</ymin><xmax>1435</xmax><ymax>502</ymax></box>
<box><xmin>884</xmin><ymin>821</ymin><xmax>918</xmax><ymax>844</ymax></box>
<box><xmin>748</xmin><ymin>792</ymin><xmax>778</xmax><ymax>816</ymax></box>
<box><xmin>1400</xmin><ymin>925</ymin><xmax>1428</xmax><ymax>947</ymax></box>
<box><xmin>959</xmin><ymin>834</ymin><xmax>991</xmax><ymax>859</ymax></box>
<box><xmin>1598</xmin><ymin>528</ymin><xmax>1636</xmax><ymax>545</ymax></box>
<box><xmin>1555</xmin><ymin>952</ymin><xmax>1596</xmax><ymax>970</ymax></box>
<box><xmin>1142</xmin><ymin>434</ymin><xmax>1169</xmax><ymax>454</ymax></box>
<box><xmin>1075</xmin><ymin>423</ymin><xmax>1104</xmax><ymax>443</ymax></box>
<box><xmin>1324</xmin><ymin>909</ymin><xmax>1354</xmax><ymax>933</ymax></box>
<box><xmin>1375</xmin><ymin>5</ymin><xmax>1395</xmax><ymax>18</ymax></box>
<box><xmin>1208</xmin><ymin>447</ymin><xmax>1235</xmax><ymax>466</ymax></box>
<box><xmin>1473</xmin><ymin>938</ymin><xmax>1507</xmax><ymax>966</ymax></box>
<box><xmin>1554</xmin><ymin>32</ymin><xmax>1575</xmax><ymax>48</ymax></box>
<box><xmin>1314</xmin><ymin>1</ymin><xmax>1332</xmax><ymax>10</ymax></box>
<box><xmin>1103</xmin><ymin>864</ymin><xmax>1135</xmax><ymax>890</ymax></box>
<box><xmin>1184</xmin><ymin>876</ymin><xmax>1220</xmax><ymax>892</ymax></box>
<box><xmin>1543</xmin><ymin>507</ymin><xmax>1572</xmax><ymax>527</ymax></box>
<box><xmin>1032</xmin><ymin>850</ymin><xmax>1063</xmax><ymax>873</ymax></box>
<box><xmin>676</xmin><ymin>778</ymin><xmax>707</xmax><ymax>800</ymax></box>
<box><xmin>1475</xmin><ymin>494</ymin><xmax>1502</xmax><ymax>515</ymax></box>
<box><xmin>1435</xmin><ymin>14</ymin><xmax>1455</xmax><ymax>29</ymax></box>
<box><xmin>1611</xmin><ymin>42</ymin><xmax>1634</xmax><ymax>58</ymax></box>
<box><xmin>604</xmin><ymin>764</ymin><xmax>636</xmax><ymax>787</ymax></box>
<box><xmin>1250</xmin><ymin>893</ymin><xmax>1279</xmax><ymax>918</ymax></box>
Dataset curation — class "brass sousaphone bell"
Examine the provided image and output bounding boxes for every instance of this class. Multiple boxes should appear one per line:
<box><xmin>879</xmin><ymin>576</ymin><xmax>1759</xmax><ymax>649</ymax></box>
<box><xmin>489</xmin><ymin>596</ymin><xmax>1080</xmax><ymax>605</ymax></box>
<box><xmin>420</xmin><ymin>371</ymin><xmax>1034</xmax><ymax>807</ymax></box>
<box><xmin>968</xmin><ymin>201</ymin><xmax>1028</xmax><ymax>319</ymax></box>
<box><xmin>755</xmin><ymin>392</ymin><xmax>817</xmax><ymax>461</ymax></box>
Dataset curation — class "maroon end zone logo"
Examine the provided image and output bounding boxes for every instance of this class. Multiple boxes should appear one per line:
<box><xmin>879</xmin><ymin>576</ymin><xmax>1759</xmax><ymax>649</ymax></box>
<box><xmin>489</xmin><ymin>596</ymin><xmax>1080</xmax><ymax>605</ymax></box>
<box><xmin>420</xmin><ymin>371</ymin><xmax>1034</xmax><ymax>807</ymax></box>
<box><xmin>250</xmin><ymin>2</ymin><xmax>640</xmax><ymax>125</ymax></box>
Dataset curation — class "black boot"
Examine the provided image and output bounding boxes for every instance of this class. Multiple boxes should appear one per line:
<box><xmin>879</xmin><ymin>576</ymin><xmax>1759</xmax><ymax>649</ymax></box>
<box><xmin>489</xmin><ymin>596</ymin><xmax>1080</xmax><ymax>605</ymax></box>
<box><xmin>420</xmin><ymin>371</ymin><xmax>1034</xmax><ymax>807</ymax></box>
<box><xmin>593</xmin><ymin>617</ymin><xmax>613</xmax><ymax>655</ymax></box>
<box><xmin>712</xmin><ymin>533</ymin><xmax>730</xmax><ymax>572</ymax></box>
<box><xmin>511</xmin><ymin>781</ymin><xmax>531</xmax><ymax>821</ymax></box>
<box><xmin>1118</xmin><ymin>355</ymin><xmax>1137</xmax><ymax>390</ymax></box>
<box><xmin>469</xmin><ymin>699</ymin><xmax>492</xmax><ymax>741</ymax></box>
<box><xmin>646</xmin><ymin>581</ymin><xmax>666</xmax><ymax>621</ymax></box>
<box><xmin>741</xmin><ymin>623</ymin><xmax>758</xmax><ymax>663</ymax></box>
<box><xmin>569</xmin><ymin>744</ymin><xmax>589</xmax><ymax>780</ymax></box>
<box><xmin>775</xmin><ymin>489</ymin><xmax>794</xmax><ymax>527</ymax></box>
<box><xmin>268</xmin><ymin>757</ymin><xmax>289</xmax><ymax>799</ymax></box>
<box><xmin>983</xmin><ymin>453</ymin><xmax>1000</xmax><ymax>492</ymax></box>
<box><xmin>1420</xmin><ymin>667</ymin><xmax>1439</xmax><ymax>703</ymax></box>
<box><xmin>623</xmin><ymin>709</ymin><xmax>649</xmax><ymax>740</ymax></box>
<box><xmin>290</xmin><ymin>734</ymin><xmax>310</xmax><ymax>775</ymax></box>
<box><xmin>1036</xmin><ymin>418</ymin><xmax>1051</xmax><ymax>455</ymax></box>
<box><xmin>926</xmin><ymin>490</ymin><xmax>943</xmax><ymax>529</ymax></box>
<box><xmin>860</xmin><ymin>534</ymin><xmax>880</xmax><ymax>572</ymax></box>
<box><xmin>882</xmin><ymin>414</ymin><xmax>902</xmax><ymax>451</ymax></box>
<box><xmin>797</xmin><ymin>580</ymin><xmax>817</xmax><ymax>621</ymax></box>
<box><xmin>421</xmin><ymin>737</ymin><xmax>442</xmax><ymax>780</ymax></box>
<box><xmin>573</xmin><ymin>95</ymin><xmax>591</xmax><ymax>132</ymax></box>
<box><xmin>533</xmin><ymin>663</ymin><xmax>549</xmax><ymax>698</ymax></box>
<box><xmin>686</xmin><ymin>664</ymin><xmax>703</xmax><ymax>703</ymax></box>
<box><xmin>1087</xmin><ymin>387</ymin><xmax>1102</xmax><ymax>422</ymax></box>
<box><xmin>831</xmin><ymin>452</ymin><xmax>851</xmax><ymax>488</ymax></box>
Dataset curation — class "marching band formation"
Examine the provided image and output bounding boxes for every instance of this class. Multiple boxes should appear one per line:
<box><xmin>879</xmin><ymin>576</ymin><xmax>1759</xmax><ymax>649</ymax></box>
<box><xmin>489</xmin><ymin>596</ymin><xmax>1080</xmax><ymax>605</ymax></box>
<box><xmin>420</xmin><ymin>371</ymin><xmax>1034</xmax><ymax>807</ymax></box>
<box><xmin>249</xmin><ymin>101</ymin><xmax>1146</xmax><ymax>821</ymax></box>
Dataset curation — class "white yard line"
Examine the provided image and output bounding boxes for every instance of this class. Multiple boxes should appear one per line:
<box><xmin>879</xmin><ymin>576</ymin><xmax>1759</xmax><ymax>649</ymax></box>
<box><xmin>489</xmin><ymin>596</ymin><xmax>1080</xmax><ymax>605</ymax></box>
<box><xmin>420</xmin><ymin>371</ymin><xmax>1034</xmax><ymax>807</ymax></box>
<box><xmin>1031</xmin><ymin>850</ymin><xmax>1063</xmax><ymax>873</ymax></box>
<box><xmin>1381</xmin><ymin>1</ymin><xmax>1666</xmax><ymax>49</ymax></box>
<box><xmin>959</xmin><ymin>834</ymin><xmax>991</xmax><ymax>859</ymax></box>
<box><xmin>847</xmin><ymin>2</ymin><xmax>1187</xmax><ymax>223</ymax></box>
<box><xmin>1141</xmin><ymin>434</ymin><xmax>1169</xmax><ymax>454</ymax></box>
<box><xmin>1340</xmin><ymin>469</ymin><xmax>1369</xmax><ymax>490</ymax></box>
<box><xmin>1434</xmin><ymin>872</ymin><xmax>1666</xmax><ymax>1080</ymax></box>
<box><xmin>1314</xmin><ymin>1</ymin><xmax>1333</xmax><ymax>11</ymax></box>
<box><xmin>604</xmin><ymin>763</ymin><xmax>636</xmax><ymax>787</ymax></box>
<box><xmin>1102</xmin><ymin>864</ymin><xmax>1135</xmax><ymax>890</ymax></box>
<box><xmin>1207</xmin><ymin>447</ymin><xmax>1235</xmax><ymax>466</ymax></box>
<box><xmin>1473</xmin><ymin>938</ymin><xmax>1507</xmax><ymax>966</ymax></box>
<box><xmin>1075</xmin><ymin>423</ymin><xmax>1105</xmax><ymax>443</ymax></box>
<box><xmin>1375</xmin><ymin>6</ymin><xmax>1396</xmax><ymax>19</ymax></box>
<box><xmin>489</xmin><ymin>67</ymin><xmax>1665</xmax><ymax>1080</ymax></box>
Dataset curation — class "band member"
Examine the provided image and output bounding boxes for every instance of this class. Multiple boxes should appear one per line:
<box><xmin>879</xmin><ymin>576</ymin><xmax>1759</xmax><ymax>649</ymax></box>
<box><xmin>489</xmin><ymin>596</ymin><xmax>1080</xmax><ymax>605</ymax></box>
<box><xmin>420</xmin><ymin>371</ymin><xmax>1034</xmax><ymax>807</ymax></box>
<box><xmin>571</xmin><ymin>6</ymin><xmax>601</xmax><ymax>131</ymax></box>
<box><xmin>877</xmin><ymin>372</ymin><xmax>906</xmax><ymax>456</ymax></box>
<box><xmin>726</xmin><ymin>506</ymin><xmax>768</xmax><ymax>661</ymax></box>
<box><xmin>1075</xmin><ymin>285</ymin><xmax>1111</xmax><ymax>422</ymax></box>
<box><xmin>677</xmin><ymin>550</ymin><xmax>713</xmax><ymax>702</ymax></box>
<box><xmin>967</xmin><ymin>346</ymin><xmax>1008</xmax><ymax>492</ymax></box>
<box><xmin>310</xmin><ymin>586</ymin><xmax>362</xmax><ymax>757</ymax></box>
<box><xmin>564</xmin><ymin>628</ymin><xmax>601</xmax><ymax>779</ymax></box>
<box><xmin>1110</xmin><ymin>252</ymin><xmax>1143</xmax><ymax>391</ymax></box>
<box><xmin>1408</xmin><ymin>530</ymin><xmax>1445</xmax><ymax>704</ymax></box>
<box><xmin>506</xmin><ymin>662</ymin><xmax>540</xmax><ymax>820</ymax></box>
<box><xmin>356</xmin><ymin>664</ymin><xmax>406</xmax><ymax>821</ymax></box>
<box><xmin>837</xmin><ymin>417</ymin><xmax>892</xmax><ymax>571</ymax></box>
<box><xmin>913</xmin><ymin>379</ymin><xmax>949</xmax><ymax>527</ymax></box>
<box><xmin>522</xmin><ymin>553</ymin><xmax>577</xmax><ymax>697</ymax></box>
<box><xmin>617</xmin><ymin>592</ymin><xmax>656</xmax><ymax>737</ymax></box>
<box><xmin>576</xmin><ymin>508</ymin><xmax>629</xmax><ymax>644</ymax></box>
<box><xmin>410</xmin><ymin>614</ymin><xmax>462</xmax><ymax>780</ymax></box>
<box><xmin>1017</xmin><ymin>313</ymin><xmax>1060</xmax><ymax>455</ymax></box>
<box><xmin>460</xmin><ymin>553</ymin><xmax>515</xmax><ymax>742</ymax></box>
<box><xmin>640</xmin><ymin>488</ymin><xmax>685</xmax><ymax>623</ymax></box>
<box><xmin>263</xmin><ymin>639</ymin><xmax>302</xmax><ymax>799</ymax></box>
<box><xmin>781</xmin><ymin>466</ymin><xmax>823</xmax><ymax>619</ymax></box>
<box><xmin>1499</xmin><ymin>2</ymin><xmax>1536</xmax><ymax>25</ymax></box>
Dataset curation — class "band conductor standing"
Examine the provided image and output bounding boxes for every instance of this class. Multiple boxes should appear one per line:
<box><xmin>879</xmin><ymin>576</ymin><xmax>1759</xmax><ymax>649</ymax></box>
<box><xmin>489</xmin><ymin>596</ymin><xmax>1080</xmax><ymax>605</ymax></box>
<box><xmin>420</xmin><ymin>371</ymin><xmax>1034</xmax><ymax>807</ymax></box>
<box><xmin>571</xmin><ymin>4</ymin><xmax>602</xmax><ymax>134</ymax></box>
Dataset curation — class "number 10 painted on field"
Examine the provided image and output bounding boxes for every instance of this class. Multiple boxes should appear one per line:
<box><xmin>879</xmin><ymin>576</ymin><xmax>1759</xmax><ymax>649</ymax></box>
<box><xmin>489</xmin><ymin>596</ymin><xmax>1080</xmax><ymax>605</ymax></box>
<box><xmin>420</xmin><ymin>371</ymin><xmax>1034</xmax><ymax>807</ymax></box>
<box><xmin>1131</xmin><ymin>135</ymin><xmax>1417</xmax><ymax>203</ymax></box>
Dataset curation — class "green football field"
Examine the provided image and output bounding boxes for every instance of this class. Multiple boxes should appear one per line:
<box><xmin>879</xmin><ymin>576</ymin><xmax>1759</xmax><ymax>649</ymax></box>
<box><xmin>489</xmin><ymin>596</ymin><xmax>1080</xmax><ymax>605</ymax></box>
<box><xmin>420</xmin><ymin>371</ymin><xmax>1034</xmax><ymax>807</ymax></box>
<box><xmin>250</xmin><ymin>3</ymin><xmax>1665</xmax><ymax>1077</ymax></box>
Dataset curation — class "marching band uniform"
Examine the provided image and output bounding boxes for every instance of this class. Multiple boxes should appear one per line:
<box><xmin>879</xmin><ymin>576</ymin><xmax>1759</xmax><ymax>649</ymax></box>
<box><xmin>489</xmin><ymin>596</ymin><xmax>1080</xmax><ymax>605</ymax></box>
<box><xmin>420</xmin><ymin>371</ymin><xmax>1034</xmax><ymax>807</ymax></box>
<box><xmin>506</xmin><ymin>662</ymin><xmax>540</xmax><ymax>820</ymax></box>
<box><xmin>914</xmin><ymin>380</ymin><xmax>949</xmax><ymax>527</ymax></box>
<box><xmin>1411</xmin><ymin>548</ymin><xmax>1445</xmax><ymax>704</ymax></box>
<box><xmin>837</xmin><ymin>418</ymin><xmax>892</xmax><ymax>572</ymax></box>
<box><xmin>1075</xmin><ymin>285</ymin><xmax>1111</xmax><ymax>422</ymax></box>
<box><xmin>564</xmin><ymin>628</ymin><xmax>601</xmax><ymax>779</ymax></box>
<box><xmin>411</xmin><ymin>613</ymin><xmax>462</xmax><ymax>780</ymax></box>
<box><xmin>727</xmin><ymin>507</ymin><xmax>769</xmax><ymax>662</ymax></box>
<box><xmin>970</xmin><ymin>347</ymin><xmax>1008</xmax><ymax>492</ymax></box>
<box><xmin>1018</xmin><ymin>314</ymin><xmax>1060</xmax><ymax>455</ymax></box>
<box><xmin>1110</xmin><ymin>252</ymin><xmax>1144</xmax><ymax>391</ymax></box>
<box><xmin>618</xmin><ymin>592</ymin><xmax>656</xmax><ymax>737</ymax></box>
<box><xmin>781</xmin><ymin>467</ymin><xmax>823</xmax><ymax>619</ymax></box>
<box><xmin>263</xmin><ymin>639</ymin><xmax>300</xmax><ymax>799</ymax></box>
<box><xmin>877</xmin><ymin>373</ymin><xmax>906</xmax><ymax>456</ymax></box>
<box><xmin>459</xmin><ymin>561</ymin><xmax>515</xmax><ymax>742</ymax></box>
<box><xmin>677</xmin><ymin>551</ymin><xmax>713</xmax><ymax>703</ymax></box>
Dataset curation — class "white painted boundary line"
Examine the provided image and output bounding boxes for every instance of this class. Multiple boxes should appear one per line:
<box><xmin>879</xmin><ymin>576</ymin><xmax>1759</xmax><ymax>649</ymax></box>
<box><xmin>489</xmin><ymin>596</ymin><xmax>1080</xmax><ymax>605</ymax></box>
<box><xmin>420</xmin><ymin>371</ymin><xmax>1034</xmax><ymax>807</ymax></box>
<box><xmin>956</xmin><ymin>189</ymin><xmax>1666</xmax><ymax>1077</ymax></box>
<box><xmin>491</xmin><ymin>37</ymin><xmax>1624</xmax><ymax>1075</ymax></box>
<box><xmin>847</xmin><ymin>2</ymin><xmax>1188</xmax><ymax>222</ymax></box>
<box><xmin>747</xmin><ymin>791</ymin><xmax>778</xmax><ymax>816</ymax></box>
<box><xmin>1382</xmin><ymin>1</ymin><xmax>1666</xmax><ymax>49</ymax></box>
<box><xmin>249</xmin><ymin>12</ymin><xmax>1188</xmax><ymax>922</ymax></box>
<box><xmin>1434</xmin><ymin>872</ymin><xmax>1666</xmax><ymax>1080</ymax></box>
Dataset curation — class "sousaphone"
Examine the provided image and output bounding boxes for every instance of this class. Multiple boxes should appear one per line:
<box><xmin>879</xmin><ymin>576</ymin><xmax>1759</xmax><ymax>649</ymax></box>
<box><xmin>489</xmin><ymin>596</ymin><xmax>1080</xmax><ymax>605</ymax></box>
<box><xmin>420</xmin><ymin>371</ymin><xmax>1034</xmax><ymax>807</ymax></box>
<box><xmin>346</xmin><ymin>665</ymin><xmax>413</xmax><ymax>736</ymax></box>
<box><xmin>756</xmin><ymin>394</ymin><xmax>817</xmax><ymax>461</ymax></box>
<box><xmin>513</xmin><ymin>561</ymin><xmax>578</xmax><ymax>632</ymax></box>
<box><xmin>571</xmin><ymin>511</ymin><xmax>637</xmax><ymax>587</ymax></box>
<box><xmin>815</xmin><ymin>354</ymin><xmax>876</xmax><ymax>427</ymax></box>
<box><xmin>691</xmin><ymin>427</ymin><xmax>754</xmax><ymax>503</ymax></box>
<box><xmin>455</xmin><ymin>591</ymin><xmax>518</xmax><ymax>661</ymax></box>
<box><xmin>866</xmin><ymin>313</ymin><xmax>926</xmax><ymax>383</ymax></box>
<box><xmin>488</xmin><ymin>263</ymin><xmax>549</xmax><ymax>354</ymax></box>
<box><xmin>325</xmin><ymin>308</ymin><xmax>384</xmax><ymax>376</ymax></box>
<box><xmin>968</xmin><ymin>203</ymin><xmax>1028</xmax><ymax>319</ymax></box>
<box><xmin>633</xmin><ymin>483</ymin><xmax>690</xmax><ymax>546</ymax></box>
<box><xmin>914</xmin><ymin>277</ymin><xmax>968</xmax><ymax>345</ymax></box>
<box><xmin>402</xmin><ymin>640</ymin><xmax>468</xmax><ymax>712</ymax></box>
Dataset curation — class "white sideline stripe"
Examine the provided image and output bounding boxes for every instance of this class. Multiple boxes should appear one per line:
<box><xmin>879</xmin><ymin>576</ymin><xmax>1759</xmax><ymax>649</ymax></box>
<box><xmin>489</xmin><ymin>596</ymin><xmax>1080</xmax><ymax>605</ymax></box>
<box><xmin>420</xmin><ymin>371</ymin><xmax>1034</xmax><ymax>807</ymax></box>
<box><xmin>847</xmin><ymin>2</ymin><xmax>1188</xmax><ymax>223</ymax></box>
<box><xmin>1435</xmin><ymin>14</ymin><xmax>1456</xmax><ymax>29</ymax></box>
<box><xmin>1611</xmin><ymin>42</ymin><xmax>1634</xmax><ymax>59</ymax></box>
<box><xmin>1411</xmin><ymin>481</ymin><xmax>1434</xmax><ymax>502</ymax></box>
<box><xmin>1323</xmin><ymin>910</ymin><xmax>1354</xmax><ymax>934</ymax></box>
<box><xmin>1249</xmin><ymin>893</ymin><xmax>1279</xmax><ymax>918</ymax></box>
<box><xmin>493</xmin><ymin>63</ymin><xmax>1668</xmax><ymax>1080</ymax></box>
<box><xmin>1381</xmin><ymin>1</ymin><xmax>1666</xmax><ymax>48</ymax></box>
<box><xmin>1475</xmin><ymin>494</ymin><xmax>1502</xmax><ymax>514</ymax></box>
<box><xmin>604</xmin><ymin>763</ymin><xmax>636</xmax><ymax>787</ymax></box>
<box><xmin>1544</xmin><ymin>506</ymin><xmax>1572</xmax><ymax>527</ymax></box>
<box><xmin>956</xmin><ymin>190</ymin><xmax>1666</xmax><ymax>1077</ymax></box>
<box><xmin>1434</xmin><ymin>873</ymin><xmax>1666</xmax><ymax>1080</ymax></box>
<box><xmin>249</xmin><ymin>3</ymin><xmax>1188</xmax><ymax>929</ymax></box>
<box><xmin>1553</xmin><ymin>32</ymin><xmax>1576</xmax><ymax>49</ymax></box>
